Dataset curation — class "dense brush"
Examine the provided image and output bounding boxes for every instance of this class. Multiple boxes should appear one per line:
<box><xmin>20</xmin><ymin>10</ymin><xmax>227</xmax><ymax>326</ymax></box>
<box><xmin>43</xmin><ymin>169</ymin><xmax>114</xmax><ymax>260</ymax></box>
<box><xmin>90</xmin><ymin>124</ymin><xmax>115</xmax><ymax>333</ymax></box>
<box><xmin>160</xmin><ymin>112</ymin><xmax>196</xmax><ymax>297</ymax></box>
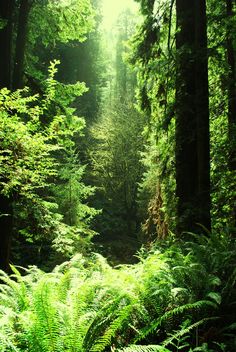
<box><xmin>0</xmin><ymin>233</ymin><xmax>235</xmax><ymax>351</ymax></box>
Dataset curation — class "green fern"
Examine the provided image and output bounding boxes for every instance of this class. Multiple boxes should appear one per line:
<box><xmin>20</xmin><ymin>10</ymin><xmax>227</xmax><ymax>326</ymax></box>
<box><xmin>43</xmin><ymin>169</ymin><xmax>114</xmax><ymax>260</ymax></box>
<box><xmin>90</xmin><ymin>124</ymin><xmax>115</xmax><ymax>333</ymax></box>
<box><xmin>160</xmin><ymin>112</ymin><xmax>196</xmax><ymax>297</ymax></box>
<box><xmin>134</xmin><ymin>300</ymin><xmax>216</xmax><ymax>343</ymax></box>
<box><xmin>0</xmin><ymin>232</ymin><xmax>235</xmax><ymax>351</ymax></box>
<box><xmin>90</xmin><ymin>304</ymin><xmax>134</xmax><ymax>352</ymax></box>
<box><xmin>119</xmin><ymin>345</ymin><xmax>170</xmax><ymax>352</ymax></box>
<box><xmin>162</xmin><ymin>317</ymin><xmax>219</xmax><ymax>348</ymax></box>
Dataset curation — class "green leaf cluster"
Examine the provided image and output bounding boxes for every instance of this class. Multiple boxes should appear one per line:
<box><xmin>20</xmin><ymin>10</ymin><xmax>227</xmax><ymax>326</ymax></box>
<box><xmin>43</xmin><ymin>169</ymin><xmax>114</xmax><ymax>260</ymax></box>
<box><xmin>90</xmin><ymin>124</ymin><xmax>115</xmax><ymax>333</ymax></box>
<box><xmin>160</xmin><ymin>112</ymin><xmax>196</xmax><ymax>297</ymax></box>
<box><xmin>0</xmin><ymin>60</ymin><xmax>98</xmax><ymax>266</ymax></box>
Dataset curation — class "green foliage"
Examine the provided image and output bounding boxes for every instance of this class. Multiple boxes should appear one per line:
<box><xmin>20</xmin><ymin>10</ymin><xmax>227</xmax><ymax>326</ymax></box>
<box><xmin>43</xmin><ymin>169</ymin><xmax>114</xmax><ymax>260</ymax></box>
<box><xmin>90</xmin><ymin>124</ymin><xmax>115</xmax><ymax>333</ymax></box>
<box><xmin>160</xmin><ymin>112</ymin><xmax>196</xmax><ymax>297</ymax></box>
<box><xmin>128</xmin><ymin>0</ymin><xmax>236</xmax><ymax>233</ymax></box>
<box><xmin>207</xmin><ymin>0</ymin><xmax>236</xmax><ymax>230</ymax></box>
<box><xmin>0</xmin><ymin>232</ymin><xmax>235</xmax><ymax>351</ymax></box>
<box><xmin>55</xmin><ymin>0</ymin><xmax>106</xmax><ymax>126</ymax></box>
<box><xmin>90</xmin><ymin>100</ymin><xmax>145</xmax><ymax>259</ymax></box>
<box><xmin>0</xmin><ymin>60</ymin><xmax>97</xmax><ymax>266</ymax></box>
<box><xmin>0</xmin><ymin>86</ymin><xmax>56</xmax><ymax>198</ymax></box>
<box><xmin>29</xmin><ymin>0</ymin><xmax>95</xmax><ymax>45</ymax></box>
<box><xmin>119</xmin><ymin>345</ymin><xmax>170</xmax><ymax>352</ymax></box>
<box><xmin>26</xmin><ymin>0</ymin><xmax>95</xmax><ymax>81</ymax></box>
<box><xmin>127</xmin><ymin>0</ymin><xmax>177</xmax><ymax>235</ymax></box>
<box><xmin>51</xmin><ymin>149</ymin><xmax>99</xmax><ymax>258</ymax></box>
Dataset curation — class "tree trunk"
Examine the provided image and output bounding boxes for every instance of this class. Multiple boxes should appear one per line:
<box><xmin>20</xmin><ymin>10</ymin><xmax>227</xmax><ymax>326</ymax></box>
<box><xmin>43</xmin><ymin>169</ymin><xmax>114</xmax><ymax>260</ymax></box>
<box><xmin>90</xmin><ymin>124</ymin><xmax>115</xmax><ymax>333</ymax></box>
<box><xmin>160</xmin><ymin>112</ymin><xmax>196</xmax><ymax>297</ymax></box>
<box><xmin>175</xmin><ymin>0</ymin><xmax>198</xmax><ymax>233</ymax></box>
<box><xmin>0</xmin><ymin>1</ymin><xmax>15</xmax><ymax>272</ymax></box>
<box><xmin>0</xmin><ymin>0</ymin><xmax>15</xmax><ymax>88</ymax></box>
<box><xmin>226</xmin><ymin>0</ymin><xmax>236</xmax><ymax>171</ymax></box>
<box><xmin>0</xmin><ymin>197</ymin><xmax>13</xmax><ymax>272</ymax></box>
<box><xmin>175</xmin><ymin>0</ymin><xmax>211</xmax><ymax>233</ymax></box>
<box><xmin>226</xmin><ymin>0</ymin><xmax>236</xmax><ymax>227</ymax></box>
<box><xmin>195</xmin><ymin>0</ymin><xmax>211</xmax><ymax>231</ymax></box>
<box><xmin>12</xmin><ymin>0</ymin><xmax>31</xmax><ymax>89</ymax></box>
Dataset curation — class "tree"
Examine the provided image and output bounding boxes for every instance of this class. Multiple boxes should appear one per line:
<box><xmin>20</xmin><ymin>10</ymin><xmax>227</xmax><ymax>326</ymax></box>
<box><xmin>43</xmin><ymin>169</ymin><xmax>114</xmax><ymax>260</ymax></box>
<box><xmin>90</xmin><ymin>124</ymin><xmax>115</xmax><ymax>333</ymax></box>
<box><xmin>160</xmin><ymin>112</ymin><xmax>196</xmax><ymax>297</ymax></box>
<box><xmin>128</xmin><ymin>0</ymin><xmax>177</xmax><ymax>237</ymax></box>
<box><xmin>226</xmin><ymin>0</ymin><xmax>236</xmax><ymax>172</ymax></box>
<box><xmin>90</xmin><ymin>102</ymin><xmax>145</xmax><ymax>260</ymax></box>
<box><xmin>175</xmin><ymin>0</ymin><xmax>211</xmax><ymax>233</ymax></box>
<box><xmin>0</xmin><ymin>0</ymin><xmax>15</xmax><ymax>88</ymax></box>
<box><xmin>0</xmin><ymin>1</ymin><xmax>15</xmax><ymax>272</ymax></box>
<box><xmin>12</xmin><ymin>0</ymin><xmax>31</xmax><ymax>89</ymax></box>
<box><xmin>129</xmin><ymin>0</ymin><xmax>211</xmax><ymax>234</ymax></box>
<box><xmin>86</xmin><ymin>6</ymin><xmax>144</xmax><ymax>261</ymax></box>
<box><xmin>0</xmin><ymin>0</ymin><xmax>96</xmax><ymax>271</ymax></box>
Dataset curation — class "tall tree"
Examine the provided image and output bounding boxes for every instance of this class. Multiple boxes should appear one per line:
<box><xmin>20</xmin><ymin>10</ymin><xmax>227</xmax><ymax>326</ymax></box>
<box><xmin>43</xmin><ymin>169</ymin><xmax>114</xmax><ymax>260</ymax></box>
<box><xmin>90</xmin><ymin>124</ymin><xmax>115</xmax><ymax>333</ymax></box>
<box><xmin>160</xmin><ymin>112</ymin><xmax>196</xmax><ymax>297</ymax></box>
<box><xmin>0</xmin><ymin>0</ymin><xmax>15</xmax><ymax>272</ymax></box>
<box><xmin>0</xmin><ymin>0</ymin><xmax>15</xmax><ymax>88</ymax></box>
<box><xmin>0</xmin><ymin>0</ymin><xmax>95</xmax><ymax>271</ymax></box>
<box><xmin>226</xmin><ymin>0</ymin><xmax>236</xmax><ymax>171</ymax></box>
<box><xmin>12</xmin><ymin>0</ymin><xmax>31</xmax><ymax>89</ymax></box>
<box><xmin>175</xmin><ymin>0</ymin><xmax>211</xmax><ymax>233</ymax></box>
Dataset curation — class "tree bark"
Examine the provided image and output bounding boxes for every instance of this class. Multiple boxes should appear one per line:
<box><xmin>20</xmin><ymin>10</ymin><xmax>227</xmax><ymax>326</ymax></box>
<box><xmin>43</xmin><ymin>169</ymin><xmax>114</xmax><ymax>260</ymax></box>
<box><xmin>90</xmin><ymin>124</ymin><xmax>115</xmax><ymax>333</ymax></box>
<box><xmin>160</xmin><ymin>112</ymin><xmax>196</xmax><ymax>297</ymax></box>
<box><xmin>175</xmin><ymin>0</ymin><xmax>211</xmax><ymax>233</ymax></box>
<box><xmin>0</xmin><ymin>1</ymin><xmax>15</xmax><ymax>272</ymax></box>
<box><xmin>195</xmin><ymin>0</ymin><xmax>211</xmax><ymax>231</ymax></box>
<box><xmin>0</xmin><ymin>0</ymin><xmax>15</xmax><ymax>88</ymax></box>
<box><xmin>0</xmin><ymin>197</ymin><xmax>13</xmax><ymax>272</ymax></box>
<box><xmin>226</xmin><ymin>0</ymin><xmax>236</xmax><ymax>171</ymax></box>
<box><xmin>12</xmin><ymin>0</ymin><xmax>31</xmax><ymax>89</ymax></box>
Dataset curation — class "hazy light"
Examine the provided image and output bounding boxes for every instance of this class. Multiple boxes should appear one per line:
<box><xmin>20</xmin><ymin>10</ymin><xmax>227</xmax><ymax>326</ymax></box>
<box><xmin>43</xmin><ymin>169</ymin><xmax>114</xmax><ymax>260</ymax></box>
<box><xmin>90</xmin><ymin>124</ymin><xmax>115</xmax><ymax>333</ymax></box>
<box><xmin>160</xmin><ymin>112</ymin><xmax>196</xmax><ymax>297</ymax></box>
<box><xmin>101</xmin><ymin>0</ymin><xmax>139</xmax><ymax>30</ymax></box>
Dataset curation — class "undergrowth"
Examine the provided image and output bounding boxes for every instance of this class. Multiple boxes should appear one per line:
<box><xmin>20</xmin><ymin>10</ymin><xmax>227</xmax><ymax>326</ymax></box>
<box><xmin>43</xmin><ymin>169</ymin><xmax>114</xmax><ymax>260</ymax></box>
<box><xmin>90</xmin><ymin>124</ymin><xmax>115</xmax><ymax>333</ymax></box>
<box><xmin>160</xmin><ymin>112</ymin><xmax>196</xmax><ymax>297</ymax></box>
<box><xmin>0</xmin><ymin>232</ymin><xmax>235</xmax><ymax>351</ymax></box>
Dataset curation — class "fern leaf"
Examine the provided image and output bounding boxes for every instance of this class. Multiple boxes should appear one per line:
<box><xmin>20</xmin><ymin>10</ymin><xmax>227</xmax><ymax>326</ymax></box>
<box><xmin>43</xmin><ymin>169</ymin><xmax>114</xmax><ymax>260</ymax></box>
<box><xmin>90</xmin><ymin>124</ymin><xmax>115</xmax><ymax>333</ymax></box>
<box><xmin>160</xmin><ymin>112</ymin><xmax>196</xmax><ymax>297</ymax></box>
<box><xmin>119</xmin><ymin>345</ymin><xmax>170</xmax><ymax>352</ymax></box>
<box><xmin>162</xmin><ymin>317</ymin><xmax>219</xmax><ymax>347</ymax></box>
<box><xmin>134</xmin><ymin>300</ymin><xmax>216</xmax><ymax>343</ymax></box>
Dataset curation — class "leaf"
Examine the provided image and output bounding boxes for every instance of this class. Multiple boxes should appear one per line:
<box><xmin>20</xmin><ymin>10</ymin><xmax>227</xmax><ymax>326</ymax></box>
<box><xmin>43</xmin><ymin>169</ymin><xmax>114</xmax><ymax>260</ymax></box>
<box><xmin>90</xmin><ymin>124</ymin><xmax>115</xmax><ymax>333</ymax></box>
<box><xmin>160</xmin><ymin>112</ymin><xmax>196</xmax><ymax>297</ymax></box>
<box><xmin>206</xmin><ymin>292</ymin><xmax>222</xmax><ymax>305</ymax></box>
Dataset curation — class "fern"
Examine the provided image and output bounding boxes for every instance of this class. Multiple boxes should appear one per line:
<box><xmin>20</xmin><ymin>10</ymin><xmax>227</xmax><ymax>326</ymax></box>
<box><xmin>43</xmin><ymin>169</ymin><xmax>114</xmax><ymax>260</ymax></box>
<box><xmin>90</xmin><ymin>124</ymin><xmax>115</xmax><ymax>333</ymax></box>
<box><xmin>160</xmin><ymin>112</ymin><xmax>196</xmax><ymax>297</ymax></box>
<box><xmin>28</xmin><ymin>276</ymin><xmax>62</xmax><ymax>352</ymax></box>
<box><xmin>0</xmin><ymin>232</ymin><xmax>235</xmax><ymax>351</ymax></box>
<box><xmin>162</xmin><ymin>317</ymin><xmax>219</xmax><ymax>348</ymax></box>
<box><xmin>90</xmin><ymin>304</ymin><xmax>134</xmax><ymax>352</ymax></box>
<box><xmin>119</xmin><ymin>345</ymin><xmax>170</xmax><ymax>352</ymax></box>
<box><xmin>134</xmin><ymin>300</ymin><xmax>216</xmax><ymax>343</ymax></box>
<box><xmin>0</xmin><ymin>268</ymin><xmax>28</xmax><ymax>312</ymax></box>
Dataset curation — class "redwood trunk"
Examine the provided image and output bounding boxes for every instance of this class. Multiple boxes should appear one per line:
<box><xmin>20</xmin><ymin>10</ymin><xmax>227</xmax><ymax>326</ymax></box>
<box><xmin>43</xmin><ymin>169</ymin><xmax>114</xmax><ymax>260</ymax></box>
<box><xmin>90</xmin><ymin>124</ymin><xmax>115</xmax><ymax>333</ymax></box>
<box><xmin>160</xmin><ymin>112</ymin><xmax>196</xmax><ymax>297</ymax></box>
<box><xmin>0</xmin><ymin>0</ymin><xmax>15</xmax><ymax>88</ymax></box>
<box><xmin>226</xmin><ymin>0</ymin><xmax>236</xmax><ymax>171</ymax></box>
<box><xmin>175</xmin><ymin>0</ymin><xmax>211</xmax><ymax>233</ymax></box>
<box><xmin>195</xmin><ymin>0</ymin><xmax>211</xmax><ymax>231</ymax></box>
<box><xmin>0</xmin><ymin>1</ymin><xmax>15</xmax><ymax>272</ymax></box>
<box><xmin>12</xmin><ymin>0</ymin><xmax>31</xmax><ymax>89</ymax></box>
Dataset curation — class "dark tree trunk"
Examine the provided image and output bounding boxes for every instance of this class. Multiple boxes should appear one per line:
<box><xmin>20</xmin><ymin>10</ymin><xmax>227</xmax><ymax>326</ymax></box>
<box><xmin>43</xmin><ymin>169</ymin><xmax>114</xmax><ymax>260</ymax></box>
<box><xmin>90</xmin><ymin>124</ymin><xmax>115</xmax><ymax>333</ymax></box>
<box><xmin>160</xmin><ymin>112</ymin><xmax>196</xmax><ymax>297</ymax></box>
<box><xmin>12</xmin><ymin>0</ymin><xmax>31</xmax><ymax>89</ymax></box>
<box><xmin>0</xmin><ymin>1</ymin><xmax>15</xmax><ymax>272</ymax></box>
<box><xmin>176</xmin><ymin>0</ymin><xmax>198</xmax><ymax>232</ymax></box>
<box><xmin>226</xmin><ymin>0</ymin><xmax>236</xmax><ymax>227</ymax></box>
<box><xmin>195</xmin><ymin>0</ymin><xmax>211</xmax><ymax>231</ymax></box>
<box><xmin>0</xmin><ymin>0</ymin><xmax>15</xmax><ymax>88</ymax></box>
<box><xmin>175</xmin><ymin>0</ymin><xmax>211</xmax><ymax>233</ymax></box>
<box><xmin>226</xmin><ymin>0</ymin><xmax>236</xmax><ymax>171</ymax></box>
<box><xmin>0</xmin><ymin>197</ymin><xmax>13</xmax><ymax>273</ymax></box>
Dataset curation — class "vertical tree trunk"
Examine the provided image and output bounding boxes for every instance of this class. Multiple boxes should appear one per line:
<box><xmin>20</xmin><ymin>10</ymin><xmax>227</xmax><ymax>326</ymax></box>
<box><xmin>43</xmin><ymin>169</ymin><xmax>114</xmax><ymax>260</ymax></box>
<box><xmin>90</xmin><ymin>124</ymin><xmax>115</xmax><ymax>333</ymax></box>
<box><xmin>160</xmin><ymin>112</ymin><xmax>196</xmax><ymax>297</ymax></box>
<box><xmin>0</xmin><ymin>1</ymin><xmax>15</xmax><ymax>272</ymax></box>
<box><xmin>175</xmin><ymin>0</ymin><xmax>211</xmax><ymax>233</ymax></box>
<box><xmin>175</xmin><ymin>0</ymin><xmax>198</xmax><ymax>232</ymax></box>
<box><xmin>195</xmin><ymin>0</ymin><xmax>211</xmax><ymax>231</ymax></box>
<box><xmin>226</xmin><ymin>0</ymin><xmax>236</xmax><ymax>171</ymax></box>
<box><xmin>0</xmin><ymin>0</ymin><xmax>15</xmax><ymax>88</ymax></box>
<box><xmin>12</xmin><ymin>0</ymin><xmax>31</xmax><ymax>89</ymax></box>
<box><xmin>226</xmin><ymin>0</ymin><xmax>236</xmax><ymax>227</ymax></box>
<box><xmin>0</xmin><ymin>197</ymin><xmax>13</xmax><ymax>272</ymax></box>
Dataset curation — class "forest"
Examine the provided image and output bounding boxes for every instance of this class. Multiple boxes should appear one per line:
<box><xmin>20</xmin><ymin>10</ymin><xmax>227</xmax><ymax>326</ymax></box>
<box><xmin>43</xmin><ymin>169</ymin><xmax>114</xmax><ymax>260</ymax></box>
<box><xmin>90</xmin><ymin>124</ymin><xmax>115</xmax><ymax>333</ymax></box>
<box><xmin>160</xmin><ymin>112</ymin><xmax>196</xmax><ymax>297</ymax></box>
<box><xmin>0</xmin><ymin>0</ymin><xmax>236</xmax><ymax>351</ymax></box>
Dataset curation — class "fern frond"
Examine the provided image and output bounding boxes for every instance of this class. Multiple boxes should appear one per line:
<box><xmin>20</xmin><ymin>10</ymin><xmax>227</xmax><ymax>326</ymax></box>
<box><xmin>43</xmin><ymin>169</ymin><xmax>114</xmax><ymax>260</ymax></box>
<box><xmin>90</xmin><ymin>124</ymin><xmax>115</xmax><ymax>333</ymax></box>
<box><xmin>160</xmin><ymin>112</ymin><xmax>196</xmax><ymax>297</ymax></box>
<box><xmin>91</xmin><ymin>304</ymin><xmax>133</xmax><ymax>352</ymax></box>
<box><xmin>134</xmin><ymin>300</ymin><xmax>216</xmax><ymax>343</ymax></box>
<box><xmin>162</xmin><ymin>317</ymin><xmax>219</xmax><ymax>348</ymax></box>
<box><xmin>119</xmin><ymin>345</ymin><xmax>170</xmax><ymax>352</ymax></box>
